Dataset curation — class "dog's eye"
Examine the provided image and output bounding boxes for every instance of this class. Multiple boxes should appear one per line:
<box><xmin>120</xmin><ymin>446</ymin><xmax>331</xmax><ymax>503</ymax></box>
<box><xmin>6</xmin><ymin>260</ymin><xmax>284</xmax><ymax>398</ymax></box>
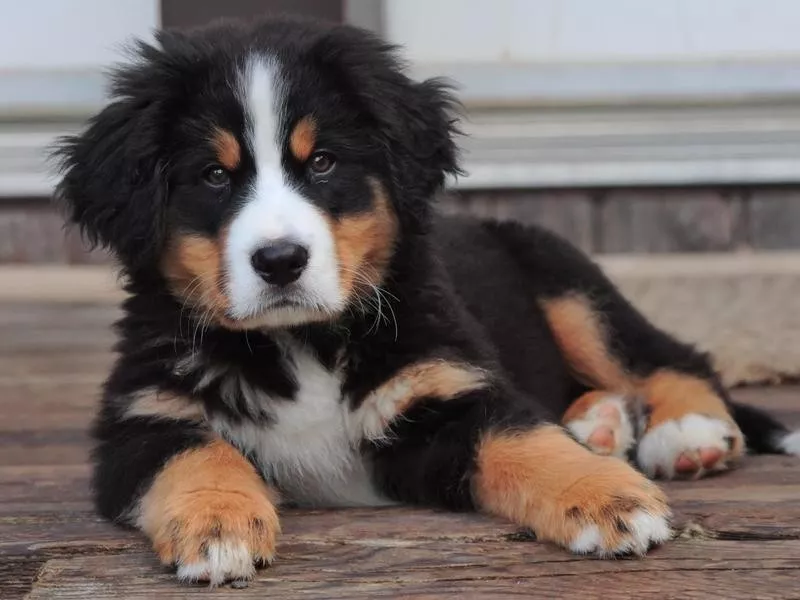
<box><xmin>203</xmin><ymin>165</ymin><xmax>230</xmax><ymax>188</ymax></box>
<box><xmin>308</xmin><ymin>151</ymin><xmax>336</xmax><ymax>176</ymax></box>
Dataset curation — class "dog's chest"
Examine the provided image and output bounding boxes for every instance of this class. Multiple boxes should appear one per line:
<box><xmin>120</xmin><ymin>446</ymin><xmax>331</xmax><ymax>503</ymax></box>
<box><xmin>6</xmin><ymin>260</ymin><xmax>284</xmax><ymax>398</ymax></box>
<box><xmin>210</xmin><ymin>343</ymin><xmax>393</xmax><ymax>507</ymax></box>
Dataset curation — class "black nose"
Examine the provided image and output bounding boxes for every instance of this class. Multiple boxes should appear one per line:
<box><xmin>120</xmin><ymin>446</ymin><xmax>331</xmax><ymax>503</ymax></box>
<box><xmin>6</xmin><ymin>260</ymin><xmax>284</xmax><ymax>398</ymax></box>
<box><xmin>250</xmin><ymin>241</ymin><xmax>309</xmax><ymax>286</ymax></box>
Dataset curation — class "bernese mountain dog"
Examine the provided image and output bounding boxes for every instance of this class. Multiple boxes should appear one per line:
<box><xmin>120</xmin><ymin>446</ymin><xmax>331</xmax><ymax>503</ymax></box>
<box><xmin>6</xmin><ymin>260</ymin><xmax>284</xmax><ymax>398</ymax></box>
<box><xmin>53</xmin><ymin>16</ymin><xmax>800</xmax><ymax>586</ymax></box>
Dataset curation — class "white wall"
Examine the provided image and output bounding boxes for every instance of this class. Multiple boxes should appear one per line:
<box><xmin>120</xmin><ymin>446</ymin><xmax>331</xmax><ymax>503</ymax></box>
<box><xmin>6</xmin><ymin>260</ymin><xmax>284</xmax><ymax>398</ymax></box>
<box><xmin>0</xmin><ymin>0</ymin><xmax>159</xmax><ymax>70</ymax></box>
<box><xmin>385</xmin><ymin>0</ymin><xmax>800</xmax><ymax>64</ymax></box>
<box><xmin>380</xmin><ymin>0</ymin><xmax>800</xmax><ymax>189</ymax></box>
<box><xmin>0</xmin><ymin>0</ymin><xmax>160</xmax><ymax>197</ymax></box>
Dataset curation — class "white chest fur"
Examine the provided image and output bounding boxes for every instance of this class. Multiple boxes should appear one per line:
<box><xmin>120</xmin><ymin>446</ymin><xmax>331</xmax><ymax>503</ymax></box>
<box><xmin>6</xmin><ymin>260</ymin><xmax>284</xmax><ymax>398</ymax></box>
<box><xmin>210</xmin><ymin>341</ymin><xmax>394</xmax><ymax>507</ymax></box>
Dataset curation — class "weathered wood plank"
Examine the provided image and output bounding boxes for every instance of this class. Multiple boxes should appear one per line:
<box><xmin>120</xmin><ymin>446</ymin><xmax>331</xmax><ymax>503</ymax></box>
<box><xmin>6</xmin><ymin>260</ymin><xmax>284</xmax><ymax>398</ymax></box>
<box><xmin>0</xmin><ymin>385</ymin><xmax>101</xmax><ymax>432</ymax></box>
<box><xmin>0</xmin><ymin>304</ymin><xmax>118</xmax><ymax>354</ymax></box>
<box><xmin>440</xmin><ymin>191</ymin><xmax>596</xmax><ymax>252</ymax></box>
<box><xmin>25</xmin><ymin>540</ymin><xmax>800</xmax><ymax>600</ymax></box>
<box><xmin>6</xmin><ymin>188</ymin><xmax>800</xmax><ymax>266</ymax></box>
<box><xmin>1</xmin><ymin>302</ymin><xmax>799</xmax><ymax>598</ymax></box>
<box><xmin>598</xmin><ymin>189</ymin><xmax>746</xmax><ymax>253</ymax></box>
<box><xmin>4</xmin><ymin>497</ymin><xmax>800</xmax><ymax>555</ymax></box>
<box><xmin>0</xmin><ymin>269</ymin><xmax>122</xmax><ymax>304</ymax></box>
<box><xmin>749</xmin><ymin>188</ymin><xmax>800</xmax><ymax>250</ymax></box>
<box><xmin>0</xmin><ymin>205</ymin><xmax>108</xmax><ymax>265</ymax></box>
<box><xmin>0</xmin><ymin>439</ymin><xmax>89</xmax><ymax>467</ymax></box>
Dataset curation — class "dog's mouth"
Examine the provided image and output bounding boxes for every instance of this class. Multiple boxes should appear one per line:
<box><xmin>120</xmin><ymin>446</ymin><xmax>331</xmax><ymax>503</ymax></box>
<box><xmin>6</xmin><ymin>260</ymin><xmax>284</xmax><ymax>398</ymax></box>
<box><xmin>262</xmin><ymin>285</ymin><xmax>322</xmax><ymax>310</ymax></box>
<box><xmin>268</xmin><ymin>298</ymin><xmax>297</xmax><ymax>309</ymax></box>
<box><xmin>221</xmin><ymin>287</ymin><xmax>338</xmax><ymax>330</ymax></box>
<box><xmin>263</xmin><ymin>293</ymin><xmax>313</xmax><ymax>312</ymax></box>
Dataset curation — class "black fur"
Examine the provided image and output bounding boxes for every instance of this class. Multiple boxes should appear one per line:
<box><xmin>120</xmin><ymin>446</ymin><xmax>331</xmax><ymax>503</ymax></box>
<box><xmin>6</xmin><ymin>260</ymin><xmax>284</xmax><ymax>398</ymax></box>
<box><xmin>729</xmin><ymin>401</ymin><xmax>791</xmax><ymax>454</ymax></box>
<box><xmin>52</xmin><ymin>16</ymin><xmax>793</xmax><ymax>537</ymax></box>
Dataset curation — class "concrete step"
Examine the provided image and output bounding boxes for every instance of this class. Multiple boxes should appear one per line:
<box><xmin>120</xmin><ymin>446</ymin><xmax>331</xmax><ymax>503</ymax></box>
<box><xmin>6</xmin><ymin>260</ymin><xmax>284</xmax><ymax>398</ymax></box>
<box><xmin>601</xmin><ymin>252</ymin><xmax>800</xmax><ymax>386</ymax></box>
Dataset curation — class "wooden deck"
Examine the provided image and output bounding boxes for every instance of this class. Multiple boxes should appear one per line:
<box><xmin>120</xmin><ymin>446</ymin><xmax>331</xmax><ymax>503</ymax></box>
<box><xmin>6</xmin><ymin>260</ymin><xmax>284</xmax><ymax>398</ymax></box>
<box><xmin>2</xmin><ymin>300</ymin><xmax>800</xmax><ymax>599</ymax></box>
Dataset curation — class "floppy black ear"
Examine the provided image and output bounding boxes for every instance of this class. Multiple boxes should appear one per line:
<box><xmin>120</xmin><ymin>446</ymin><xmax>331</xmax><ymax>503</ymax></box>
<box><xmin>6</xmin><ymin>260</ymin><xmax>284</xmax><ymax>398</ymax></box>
<box><xmin>52</xmin><ymin>49</ymin><xmax>168</xmax><ymax>273</ymax></box>
<box><xmin>381</xmin><ymin>74</ymin><xmax>463</xmax><ymax>197</ymax></box>
<box><xmin>313</xmin><ymin>25</ymin><xmax>462</xmax><ymax>225</ymax></box>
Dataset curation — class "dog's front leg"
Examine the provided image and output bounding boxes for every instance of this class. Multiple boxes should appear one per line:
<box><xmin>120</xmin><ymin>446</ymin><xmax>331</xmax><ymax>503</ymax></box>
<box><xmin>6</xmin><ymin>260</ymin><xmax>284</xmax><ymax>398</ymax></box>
<box><xmin>137</xmin><ymin>438</ymin><xmax>280</xmax><ymax>584</ymax></box>
<box><xmin>93</xmin><ymin>394</ymin><xmax>279</xmax><ymax>586</ymax></box>
<box><xmin>473</xmin><ymin>424</ymin><xmax>671</xmax><ymax>555</ymax></box>
<box><xmin>367</xmin><ymin>385</ymin><xmax>671</xmax><ymax>557</ymax></box>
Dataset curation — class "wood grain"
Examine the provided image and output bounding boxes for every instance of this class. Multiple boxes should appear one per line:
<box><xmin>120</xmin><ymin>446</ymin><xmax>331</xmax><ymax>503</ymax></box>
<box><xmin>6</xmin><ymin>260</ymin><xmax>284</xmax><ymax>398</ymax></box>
<box><xmin>0</xmin><ymin>204</ymin><xmax>109</xmax><ymax>264</ymax></box>
<box><xmin>749</xmin><ymin>188</ymin><xmax>800</xmax><ymax>250</ymax></box>
<box><xmin>1</xmin><ymin>302</ymin><xmax>799</xmax><ymax>599</ymax></box>
<box><xmin>25</xmin><ymin>540</ymin><xmax>800</xmax><ymax>599</ymax></box>
<box><xmin>598</xmin><ymin>188</ymin><xmax>747</xmax><ymax>253</ymax></box>
<box><xmin>440</xmin><ymin>190</ymin><xmax>596</xmax><ymax>252</ymax></box>
<box><xmin>8</xmin><ymin>186</ymin><xmax>800</xmax><ymax>263</ymax></box>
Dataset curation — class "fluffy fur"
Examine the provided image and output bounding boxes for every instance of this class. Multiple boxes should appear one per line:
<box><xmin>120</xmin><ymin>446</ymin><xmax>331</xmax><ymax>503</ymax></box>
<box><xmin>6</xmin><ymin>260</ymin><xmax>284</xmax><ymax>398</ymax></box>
<box><xmin>53</xmin><ymin>16</ymin><xmax>797</xmax><ymax>586</ymax></box>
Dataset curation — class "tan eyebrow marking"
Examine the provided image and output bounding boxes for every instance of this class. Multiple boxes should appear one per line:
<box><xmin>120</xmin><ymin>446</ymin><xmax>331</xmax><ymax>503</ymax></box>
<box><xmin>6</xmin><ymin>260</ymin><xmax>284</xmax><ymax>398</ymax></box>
<box><xmin>211</xmin><ymin>127</ymin><xmax>241</xmax><ymax>171</ymax></box>
<box><xmin>289</xmin><ymin>115</ymin><xmax>317</xmax><ymax>163</ymax></box>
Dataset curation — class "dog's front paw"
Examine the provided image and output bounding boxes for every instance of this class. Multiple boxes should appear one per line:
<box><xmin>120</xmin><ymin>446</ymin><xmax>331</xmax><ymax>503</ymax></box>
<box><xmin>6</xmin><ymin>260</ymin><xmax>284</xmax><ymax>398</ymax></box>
<box><xmin>637</xmin><ymin>413</ymin><xmax>744</xmax><ymax>479</ymax></box>
<box><xmin>150</xmin><ymin>489</ymin><xmax>279</xmax><ymax>586</ymax></box>
<box><xmin>475</xmin><ymin>426</ymin><xmax>671</xmax><ymax>558</ymax></box>
<box><xmin>136</xmin><ymin>440</ymin><xmax>280</xmax><ymax>586</ymax></box>
<box><xmin>556</xmin><ymin>461</ymin><xmax>672</xmax><ymax>557</ymax></box>
<box><xmin>636</xmin><ymin>371</ymin><xmax>745</xmax><ymax>480</ymax></box>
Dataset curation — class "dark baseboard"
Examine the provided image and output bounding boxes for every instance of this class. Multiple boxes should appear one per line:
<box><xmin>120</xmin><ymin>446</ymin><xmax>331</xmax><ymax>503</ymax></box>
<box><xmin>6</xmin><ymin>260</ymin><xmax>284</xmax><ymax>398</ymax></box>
<box><xmin>3</xmin><ymin>185</ymin><xmax>800</xmax><ymax>263</ymax></box>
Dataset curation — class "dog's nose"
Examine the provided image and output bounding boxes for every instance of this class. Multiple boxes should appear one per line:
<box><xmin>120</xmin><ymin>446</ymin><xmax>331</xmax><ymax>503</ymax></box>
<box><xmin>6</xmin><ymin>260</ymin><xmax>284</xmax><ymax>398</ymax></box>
<box><xmin>250</xmin><ymin>240</ymin><xmax>309</xmax><ymax>286</ymax></box>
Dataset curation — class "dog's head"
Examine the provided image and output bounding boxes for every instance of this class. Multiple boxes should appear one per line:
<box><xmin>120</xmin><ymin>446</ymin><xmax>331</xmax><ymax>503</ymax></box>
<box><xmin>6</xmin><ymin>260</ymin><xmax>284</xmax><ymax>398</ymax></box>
<box><xmin>54</xmin><ymin>18</ymin><xmax>459</xmax><ymax>329</ymax></box>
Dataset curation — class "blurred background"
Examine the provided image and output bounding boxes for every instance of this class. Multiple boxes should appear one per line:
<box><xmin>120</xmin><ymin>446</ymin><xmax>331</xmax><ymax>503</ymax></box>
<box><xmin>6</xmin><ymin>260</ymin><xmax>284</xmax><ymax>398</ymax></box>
<box><xmin>1</xmin><ymin>0</ymin><xmax>799</xmax><ymax>383</ymax></box>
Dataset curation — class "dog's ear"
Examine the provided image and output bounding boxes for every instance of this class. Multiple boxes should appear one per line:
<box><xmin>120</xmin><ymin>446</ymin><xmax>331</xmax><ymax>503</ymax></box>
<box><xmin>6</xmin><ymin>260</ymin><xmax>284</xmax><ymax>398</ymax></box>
<box><xmin>52</xmin><ymin>44</ymin><xmax>169</xmax><ymax>273</ymax></box>
<box><xmin>313</xmin><ymin>25</ymin><xmax>462</xmax><ymax>226</ymax></box>
<box><xmin>379</xmin><ymin>74</ymin><xmax>462</xmax><ymax>196</ymax></box>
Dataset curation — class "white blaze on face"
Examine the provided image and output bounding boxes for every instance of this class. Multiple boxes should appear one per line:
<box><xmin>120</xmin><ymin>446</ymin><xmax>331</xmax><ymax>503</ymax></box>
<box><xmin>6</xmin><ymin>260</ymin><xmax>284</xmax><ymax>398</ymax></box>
<box><xmin>224</xmin><ymin>55</ymin><xmax>342</xmax><ymax>328</ymax></box>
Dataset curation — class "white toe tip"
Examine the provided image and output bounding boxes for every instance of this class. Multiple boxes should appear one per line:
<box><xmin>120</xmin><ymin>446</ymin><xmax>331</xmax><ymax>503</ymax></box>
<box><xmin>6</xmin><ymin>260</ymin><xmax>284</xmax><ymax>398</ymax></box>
<box><xmin>778</xmin><ymin>430</ymin><xmax>800</xmax><ymax>456</ymax></box>
<box><xmin>176</xmin><ymin>540</ymin><xmax>254</xmax><ymax>586</ymax></box>
<box><xmin>569</xmin><ymin>524</ymin><xmax>603</xmax><ymax>554</ymax></box>
<box><xmin>569</xmin><ymin>525</ymin><xmax>603</xmax><ymax>554</ymax></box>
<box><xmin>176</xmin><ymin>560</ymin><xmax>211</xmax><ymax>583</ymax></box>
<box><xmin>569</xmin><ymin>509</ymin><xmax>671</xmax><ymax>558</ymax></box>
<box><xmin>621</xmin><ymin>509</ymin><xmax>672</xmax><ymax>554</ymax></box>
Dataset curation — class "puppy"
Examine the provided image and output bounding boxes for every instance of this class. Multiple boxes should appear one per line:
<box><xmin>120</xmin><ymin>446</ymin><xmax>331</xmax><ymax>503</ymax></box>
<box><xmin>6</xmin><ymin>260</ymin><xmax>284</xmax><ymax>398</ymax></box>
<box><xmin>53</xmin><ymin>17</ymin><xmax>800</xmax><ymax>585</ymax></box>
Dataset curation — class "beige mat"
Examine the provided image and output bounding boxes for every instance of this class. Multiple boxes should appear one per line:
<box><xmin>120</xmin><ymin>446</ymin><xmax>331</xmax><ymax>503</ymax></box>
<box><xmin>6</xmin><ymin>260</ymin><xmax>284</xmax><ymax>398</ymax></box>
<box><xmin>602</xmin><ymin>253</ymin><xmax>800</xmax><ymax>386</ymax></box>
